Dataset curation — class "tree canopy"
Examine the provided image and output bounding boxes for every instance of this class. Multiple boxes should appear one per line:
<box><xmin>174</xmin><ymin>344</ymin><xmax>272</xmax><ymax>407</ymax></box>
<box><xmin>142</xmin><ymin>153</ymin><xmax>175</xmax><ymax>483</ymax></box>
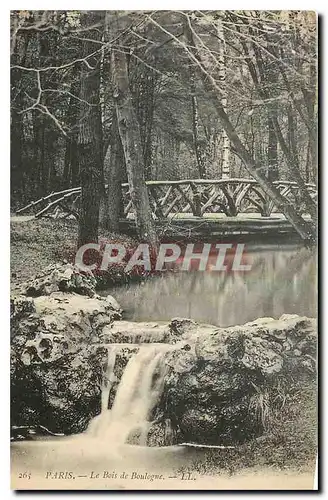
<box><xmin>11</xmin><ymin>10</ymin><xmax>317</xmax><ymax>242</ymax></box>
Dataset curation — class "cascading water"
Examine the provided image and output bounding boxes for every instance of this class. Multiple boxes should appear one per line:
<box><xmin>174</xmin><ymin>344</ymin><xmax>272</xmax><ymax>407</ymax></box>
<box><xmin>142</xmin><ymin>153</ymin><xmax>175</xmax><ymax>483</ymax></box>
<box><xmin>101</xmin><ymin>346</ymin><xmax>118</xmax><ymax>414</ymax></box>
<box><xmin>88</xmin><ymin>346</ymin><xmax>118</xmax><ymax>436</ymax></box>
<box><xmin>88</xmin><ymin>344</ymin><xmax>170</xmax><ymax>447</ymax></box>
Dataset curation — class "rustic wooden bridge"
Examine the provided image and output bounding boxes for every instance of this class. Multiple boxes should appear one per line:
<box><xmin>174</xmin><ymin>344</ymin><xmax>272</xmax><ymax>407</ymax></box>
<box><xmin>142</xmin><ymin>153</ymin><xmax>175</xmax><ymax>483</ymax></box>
<box><xmin>16</xmin><ymin>178</ymin><xmax>317</xmax><ymax>239</ymax></box>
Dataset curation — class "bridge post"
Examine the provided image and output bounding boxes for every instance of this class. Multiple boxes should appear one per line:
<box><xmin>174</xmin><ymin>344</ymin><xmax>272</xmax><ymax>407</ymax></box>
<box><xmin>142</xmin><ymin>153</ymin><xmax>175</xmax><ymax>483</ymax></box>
<box><xmin>190</xmin><ymin>183</ymin><xmax>202</xmax><ymax>217</ymax></box>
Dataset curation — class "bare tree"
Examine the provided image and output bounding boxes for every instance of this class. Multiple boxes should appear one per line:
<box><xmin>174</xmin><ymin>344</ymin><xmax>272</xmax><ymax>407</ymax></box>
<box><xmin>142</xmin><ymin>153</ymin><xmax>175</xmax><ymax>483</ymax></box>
<box><xmin>149</xmin><ymin>13</ymin><xmax>315</xmax><ymax>241</ymax></box>
<box><xmin>111</xmin><ymin>34</ymin><xmax>158</xmax><ymax>246</ymax></box>
<box><xmin>217</xmin><ymin>18</ymin><xmax>230</xmax><ymax>179</ymax></box>
<box><xmin>100</xmin><ymin>112</ymin><xmax>124</xmax><ymax>232</ymax></box>
<box><xmin>77</xmin><ymin>11</ymin><xmax>105</xmax><ymax>246</ymax></box>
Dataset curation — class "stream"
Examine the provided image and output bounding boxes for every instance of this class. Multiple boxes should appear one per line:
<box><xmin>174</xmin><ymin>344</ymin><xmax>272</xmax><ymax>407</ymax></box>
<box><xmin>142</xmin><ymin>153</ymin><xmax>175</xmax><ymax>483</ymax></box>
<box><xmin>11</xmin><ymin>244</ymin><xmax>317</xmax><ymax>490</ymax></box>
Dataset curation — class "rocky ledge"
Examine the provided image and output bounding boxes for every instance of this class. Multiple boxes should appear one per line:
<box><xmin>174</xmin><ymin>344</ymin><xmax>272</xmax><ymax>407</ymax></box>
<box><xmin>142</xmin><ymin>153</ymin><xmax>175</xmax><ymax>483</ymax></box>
<box><xmin>160</xmin><ymin>315</ymin><xmax>316</xmax><ymax>445</ymax></box>
<box><xmin>11</xmin><ymin>291</ymin><xmax>122</xmax><ymax>433</ymax></box>
<box><xmin>12</xmin><ymin>262</ymin><xmax>98</xmax><ymax>297</ymax></box>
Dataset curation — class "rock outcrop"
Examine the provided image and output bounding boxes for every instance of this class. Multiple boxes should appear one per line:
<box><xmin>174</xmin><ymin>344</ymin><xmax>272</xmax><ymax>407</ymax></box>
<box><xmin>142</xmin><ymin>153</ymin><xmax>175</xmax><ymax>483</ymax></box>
<box><xmin>11</xmin><ymin>292</ymin><xmax>122</xmax><ymax>434</ymax></box>
<box><xmin>14</xmin><ymin>263</ymin><xmax>98</xmax><ymax>297</ymax></box>
<box><xmin>161</xmin><ymin>315</ymin><xmax>317</xmax><ymax>445</ymax></box>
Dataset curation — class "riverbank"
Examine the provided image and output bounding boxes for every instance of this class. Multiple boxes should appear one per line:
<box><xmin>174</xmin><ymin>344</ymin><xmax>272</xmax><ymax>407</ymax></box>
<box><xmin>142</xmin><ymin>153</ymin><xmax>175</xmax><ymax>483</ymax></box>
<box><xmin>10</xmin><ymin>218</ymin><xmax>138</xmax><ymax>291</ymax></box>
<box><xmin>11</xmin><ymin>438</ymin><xmax>315</xmax><ymax>490</ymax></box>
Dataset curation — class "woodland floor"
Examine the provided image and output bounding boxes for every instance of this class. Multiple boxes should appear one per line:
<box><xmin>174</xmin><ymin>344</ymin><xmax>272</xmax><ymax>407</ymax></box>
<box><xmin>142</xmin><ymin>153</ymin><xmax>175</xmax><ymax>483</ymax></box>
<box><xmin>10</xmin><ymin>218</ymin><xmax>136</xmax><ymax>290</ymax></box>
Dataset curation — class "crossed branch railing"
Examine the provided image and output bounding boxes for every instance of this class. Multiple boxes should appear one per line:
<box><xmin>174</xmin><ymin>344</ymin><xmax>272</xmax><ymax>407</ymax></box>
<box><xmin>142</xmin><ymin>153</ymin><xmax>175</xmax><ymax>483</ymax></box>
<box><xmin>17</xmin><ymin>178</ymin><xmax>317</xmax><ymax>219</ymax></box>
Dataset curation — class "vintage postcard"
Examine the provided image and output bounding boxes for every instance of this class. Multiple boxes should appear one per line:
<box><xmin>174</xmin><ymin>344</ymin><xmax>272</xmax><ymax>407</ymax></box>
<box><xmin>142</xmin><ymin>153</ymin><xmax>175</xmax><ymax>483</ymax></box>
<box><xmin>10</xmin><ymin>10</ymin><xmax>318</xmax><ymax>491</ymax></box>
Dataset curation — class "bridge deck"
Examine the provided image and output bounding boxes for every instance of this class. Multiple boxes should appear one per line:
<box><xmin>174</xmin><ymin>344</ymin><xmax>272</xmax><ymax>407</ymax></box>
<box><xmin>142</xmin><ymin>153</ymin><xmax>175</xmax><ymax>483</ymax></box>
<box><xmin>120</xmin><ymin>213</ymin><xmax>310</xmax><ymax>240</ymax></box>
<box><xmin>10</xmin><ymin>213</ymin><xmax>308</xmax><ymax>241</ymax></box>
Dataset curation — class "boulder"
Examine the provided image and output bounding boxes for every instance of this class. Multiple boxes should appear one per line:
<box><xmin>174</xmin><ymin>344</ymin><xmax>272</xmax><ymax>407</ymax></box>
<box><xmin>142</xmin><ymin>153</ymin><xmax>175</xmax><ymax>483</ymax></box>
<box><xmin>162</xmin><ymin>314</ymin><xmax>317</xmax><ymax>445</ymax></box>
<box><xmin>11</xmin><ymin>292</ymin><xmax>122</xmax><ymax>434</ymax></box>
<box><xmin>14</xmin><ymin>263</ymin><xmax>98</xmax><ymax>297</ymax></box>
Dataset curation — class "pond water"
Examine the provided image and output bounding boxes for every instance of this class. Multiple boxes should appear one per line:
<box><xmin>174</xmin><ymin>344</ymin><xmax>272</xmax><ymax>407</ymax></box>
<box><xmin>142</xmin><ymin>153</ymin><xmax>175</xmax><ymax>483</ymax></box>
<box><xmin>109</xmin><ymin>245</ymin><xmax>317</xmax><ymax>326</ymax></box>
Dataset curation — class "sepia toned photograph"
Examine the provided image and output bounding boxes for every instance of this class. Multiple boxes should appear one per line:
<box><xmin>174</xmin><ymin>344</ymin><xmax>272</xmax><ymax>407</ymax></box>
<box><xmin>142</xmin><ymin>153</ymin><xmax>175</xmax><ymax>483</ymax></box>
<box><xmin>10</xmin><ymin>9</ymin><xmax>318</xmax><ymax>491</ymax></box>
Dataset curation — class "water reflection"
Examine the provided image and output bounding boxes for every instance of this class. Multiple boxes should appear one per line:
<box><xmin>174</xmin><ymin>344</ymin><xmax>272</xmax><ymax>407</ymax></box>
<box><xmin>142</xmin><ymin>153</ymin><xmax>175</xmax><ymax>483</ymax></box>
<box><xmin>110</xmin><ymin>246</ymin><xmax>317</xmax><ymax>327</ymax></box>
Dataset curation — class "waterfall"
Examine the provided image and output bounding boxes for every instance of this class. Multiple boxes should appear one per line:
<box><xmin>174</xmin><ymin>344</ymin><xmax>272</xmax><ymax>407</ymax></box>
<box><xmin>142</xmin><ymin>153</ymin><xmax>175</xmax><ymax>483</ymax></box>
<box><xmin>101</xmin><ymin>346</ymin><xmax>118</xmax><ymax>414</ymax></box>
<box><xmin>88</xmin><ymin>344</ymin><xmax>169</xmax><ymax>446</ymax></box>
<box><xmin>87</xmin><ymin>346</ymin><xmax>118</xmax><ymax>436</ymax></box>
<box><xmin>103</xmin><ymin>321</ymin><xmax>169</xmax><ymax>344</ymax></box>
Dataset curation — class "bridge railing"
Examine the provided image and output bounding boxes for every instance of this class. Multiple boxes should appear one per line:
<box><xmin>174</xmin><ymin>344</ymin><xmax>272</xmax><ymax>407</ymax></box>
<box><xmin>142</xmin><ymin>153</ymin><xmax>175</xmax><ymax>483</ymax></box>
<box><xmin>16</xmin><ymin>179</ymin><xmax>317</xmax><ymax>219</ymax></box>
<box><xmin>123</xmin><ymin>179</ymin><xmax>317</xmax><ymax>218</ymax></box>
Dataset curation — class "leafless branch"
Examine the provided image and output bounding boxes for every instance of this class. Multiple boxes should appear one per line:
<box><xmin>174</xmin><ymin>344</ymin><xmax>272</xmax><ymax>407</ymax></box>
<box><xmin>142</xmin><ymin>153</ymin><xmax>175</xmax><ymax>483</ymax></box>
<box><xmin>37</xmin><ymin>104</ymin><xmax>68</xmax><ymax>137</ymax></box>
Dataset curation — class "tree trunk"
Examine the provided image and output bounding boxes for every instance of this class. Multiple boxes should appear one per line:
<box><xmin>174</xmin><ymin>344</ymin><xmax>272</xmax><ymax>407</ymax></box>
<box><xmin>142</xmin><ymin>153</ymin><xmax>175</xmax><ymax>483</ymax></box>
<box><xmin>32</xmin><ymin>111</ymin><xmax>45</xmax><ymax>198</ymax></box>
<box><xmin>111</xmin><ymin>48</ymin><xmax>158</xmax><ymax>246</ymax></box>
<box><xmin>63</xmin><ymin>71</ymin><xmax>80</xmax><ymax>188</ymax></box>
<box><xmin>267</xmin><ymin>117</ymin><xmax>278</xmax><ymax>182</ymax></box>
<box><xmin>217</xmin><ymin>20</ymin><xmax>230</xmax><ymax>179</ymax></box>
<box><xmin>191</xmin><ymin>89</ymin><xmax>206</xmax><ymax>178</ymax></box>
<box><xmin>184</xmin><ymin>20</ymin><xmax>206</xmax><ymax>178</ymax></box>
<box><xmin>100</xmin><ymin>112</ymin><xmax>124</xmax><ymax>232</ymax></box>
<box><xmin>136</xmin><ymin>64</ymin><xmax>157</xmax><ymax>180</ymax></box>
<box><xmin>266</xmin><ymin>55</ymin><xmax>279</xmax><ymax>182</ymax></box>
<box><xmin>78</xmin><ymin>11</ymin><xmax>105</xmax><ymax>246</ymax></box>
<box><xmin>271</xmin><ymin>113</ymin><xmax>317</xmax><ymax>220</ymax></box>
<box><xmin>10</xmin><ymin>31</ymin><xmax>29</xmax><ymax>204</ymax></box>
<box><xmin>11</xmin><ymin>107</ymin><xmax>24</xmax><ymax>202</ymax></box>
